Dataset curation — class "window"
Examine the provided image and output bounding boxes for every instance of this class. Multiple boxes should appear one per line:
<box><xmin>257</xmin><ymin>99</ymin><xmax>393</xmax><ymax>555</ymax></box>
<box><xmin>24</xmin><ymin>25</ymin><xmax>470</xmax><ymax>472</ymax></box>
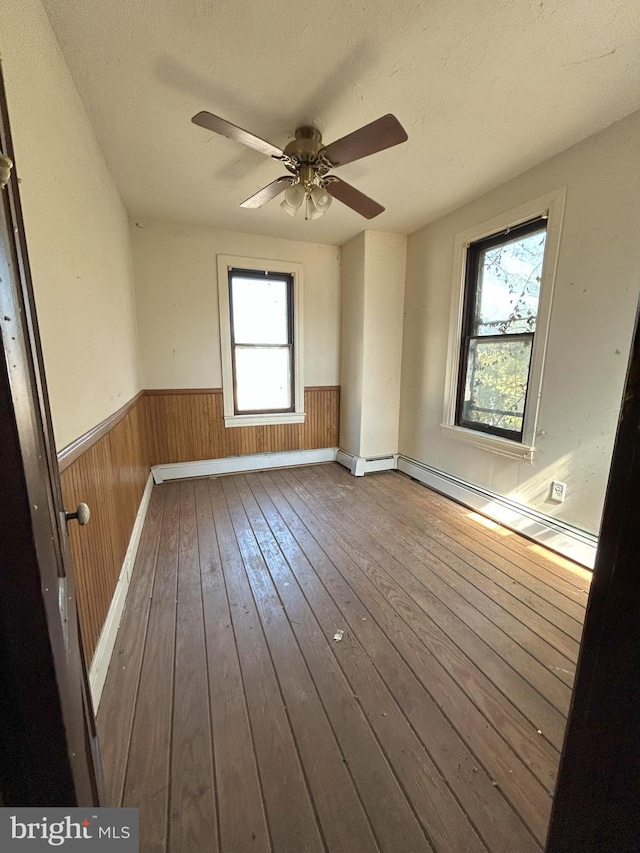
<box><xmin>442</xmin><ymin>189</ymin><xmax>566</xmax><ymax>459</ymax></box>
<box><xmin>229</xmin><ymin>269</ymin><xmax>294</xmax><ymax>414</ymax></box>
<box><xmin>217</xmin><ymin>256</ymin><xmax>304</xmax><ymax>427</ymax></box>
<box><xmin>456</xmin><ymin>217</ymin><xmax>547</xmax><ymax>441</ymax></box>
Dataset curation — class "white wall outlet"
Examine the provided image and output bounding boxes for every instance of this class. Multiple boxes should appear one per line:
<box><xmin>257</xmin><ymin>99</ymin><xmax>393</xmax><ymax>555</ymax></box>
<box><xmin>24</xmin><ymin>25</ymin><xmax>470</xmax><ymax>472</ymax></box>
<box><xmin>551</xmin><ymin>480</ymin><xmax>567</xmax><ymax>503</ymax></box>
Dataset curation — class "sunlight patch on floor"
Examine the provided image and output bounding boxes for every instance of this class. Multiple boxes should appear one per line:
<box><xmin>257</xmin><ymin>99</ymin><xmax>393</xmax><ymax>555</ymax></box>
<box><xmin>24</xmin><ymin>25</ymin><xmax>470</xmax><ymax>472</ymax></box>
<box><xmin>527</xmin><ymin>543</ymin><xmax>593</xmax><ymax>585</ymax></box>
<box><xmin>466</xmin><ymin>511</ymin><xmax>513</xmax><ymax>536</ymax></box>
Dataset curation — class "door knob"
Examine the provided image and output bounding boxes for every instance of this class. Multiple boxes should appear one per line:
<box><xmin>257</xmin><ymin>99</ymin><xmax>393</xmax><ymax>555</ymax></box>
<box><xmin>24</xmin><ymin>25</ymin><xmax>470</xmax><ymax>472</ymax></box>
<box><xmin>65</xmin><ymin>503</ymin><xmax>91</xmax><ymax>526</ymax></box>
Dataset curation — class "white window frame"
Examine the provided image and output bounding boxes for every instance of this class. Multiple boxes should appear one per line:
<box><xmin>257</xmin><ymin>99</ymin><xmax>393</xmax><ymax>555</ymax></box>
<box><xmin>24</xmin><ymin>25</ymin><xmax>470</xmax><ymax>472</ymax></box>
<box><xmin>442</xmin><ymin>188</ymin><xmax>566</xmax><ymax>461</ymax></box>
<box><xmin>217</xmin><ymin>255</ymin><xmax>305</xmax><ymax>428</ymax></box>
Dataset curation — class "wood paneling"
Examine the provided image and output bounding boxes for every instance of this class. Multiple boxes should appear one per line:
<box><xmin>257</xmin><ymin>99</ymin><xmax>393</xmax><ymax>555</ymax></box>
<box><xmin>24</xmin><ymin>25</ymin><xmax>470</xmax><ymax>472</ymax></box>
<box><xmin>98</xmin><ymin>464</ymin><xmax>589</xmax><ymax>852</ymax></box>
<box><xmin>58</xmin><ymin>392</ymin><xmax>145</xmax><ymax>472</ymax></box>
<box><xmin>58</xmin><ymin>387</ymin><xmax>340</xmax><ymax>664</ymax></box>
<box><xmin>60</xmin><ymin>396</ymin><xmax>150</xmax><ymax>661</ymax></box>
<box><xmin>144</xmin><ymin>386</ymin><xmax>339</xmax><ymax>465</ymax></box>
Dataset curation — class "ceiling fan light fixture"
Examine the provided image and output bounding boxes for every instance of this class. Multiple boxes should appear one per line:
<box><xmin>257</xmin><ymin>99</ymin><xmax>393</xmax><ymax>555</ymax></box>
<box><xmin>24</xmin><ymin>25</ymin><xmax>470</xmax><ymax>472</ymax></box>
<box><xmin>280</xmin><ymin>196</ymin><xmax>298</xmax><ymax>217</ymax></box>
<box><xmin>280</xmin><ymin>182</ymin><xmax>305</xmax><ymax>216</ymax></box>
<box><xmin>305</xmin><ymin>194</ymin><xmax>325</xmax><ymax>221</ymax></box>
<box><xmin>310</xmin><ymin>185</ymin><xmax>332</xmax><ymax>213</ymax></box>
<box><xmin>284</xmin><ymin>181</ymin><xmax>305</xmax><ymax>205</ymax></box>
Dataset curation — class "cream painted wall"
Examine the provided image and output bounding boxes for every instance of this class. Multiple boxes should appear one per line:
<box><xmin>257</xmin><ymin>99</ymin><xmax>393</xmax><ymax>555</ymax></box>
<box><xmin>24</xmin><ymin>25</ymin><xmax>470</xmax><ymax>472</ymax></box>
<box><xmin>131</xmin><ymin>219</ymin><xmax>340</xmax><ymax>389</ymax></box>
<box><xmin>1</xmin><ymin>0</ymin><xmax>140</xmax><ymax>450</ymax></box>
<box><xmin>339</xmin><ymin>231</ymin><xmax>406</xmax><ymax>459</ymax></box>
<box><xmin>360</xmin><ymin>232</ymin><xmax>406</xmax><ymax>458</ymax></box>
<box><xmin>339</xmin><ymin>233</ymin><xmax>365</xmax><ymax>455</ymax></box>
<box><xmin>400</xmin><ymin>109</ymin><xmax>640</xmax><ymax>535</ymax></box>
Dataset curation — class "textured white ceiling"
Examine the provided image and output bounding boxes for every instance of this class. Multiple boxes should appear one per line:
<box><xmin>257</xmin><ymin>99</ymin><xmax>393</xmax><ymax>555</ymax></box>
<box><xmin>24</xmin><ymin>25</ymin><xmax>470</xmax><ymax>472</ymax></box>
<box><xmin>42</xmin><ymin>0</ymin><xmax>640</xmax><ymax>246</ymax></box>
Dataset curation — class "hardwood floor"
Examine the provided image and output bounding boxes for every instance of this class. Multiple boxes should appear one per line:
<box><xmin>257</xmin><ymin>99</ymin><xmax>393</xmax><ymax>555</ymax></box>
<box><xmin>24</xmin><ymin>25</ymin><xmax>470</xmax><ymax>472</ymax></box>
<box><xmin>97</xmin><ymin>463</ymin><xmax>590</xmax><ymax>853</ymax></box>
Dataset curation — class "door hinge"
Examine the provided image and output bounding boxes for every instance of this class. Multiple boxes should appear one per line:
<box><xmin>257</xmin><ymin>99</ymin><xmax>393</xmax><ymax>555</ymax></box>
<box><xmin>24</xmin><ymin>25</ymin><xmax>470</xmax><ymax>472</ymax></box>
<box><xmin>58</xmin><ymin>576</ymin><xmax>70</xmax><ymax>651</ymax></box>
<box><xmin>0</xmin><ymin>152</ymin><xmax>13</xmax><ymax>188</ymax></box>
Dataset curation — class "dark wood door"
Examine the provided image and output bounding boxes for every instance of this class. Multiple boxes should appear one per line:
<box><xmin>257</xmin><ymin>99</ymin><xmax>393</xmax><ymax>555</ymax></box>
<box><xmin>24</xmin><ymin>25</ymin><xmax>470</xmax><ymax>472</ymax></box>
<box><xmin>0</xmin><ymin>59</ymin><xmax>100</xmax><ymax>807</ymax></box>
<box><xmin>545</xmin><ymin>302</ymin><xmax>640</xmax><ymax>851</ymax></box>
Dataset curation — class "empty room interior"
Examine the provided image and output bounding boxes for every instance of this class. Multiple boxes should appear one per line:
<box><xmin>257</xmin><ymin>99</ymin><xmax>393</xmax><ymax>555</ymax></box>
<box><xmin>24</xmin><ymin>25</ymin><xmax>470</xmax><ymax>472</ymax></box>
<box><xmin>2</xmin><ymin>0</ymin><xmax>640</xmax><ymax>850</ymax></box>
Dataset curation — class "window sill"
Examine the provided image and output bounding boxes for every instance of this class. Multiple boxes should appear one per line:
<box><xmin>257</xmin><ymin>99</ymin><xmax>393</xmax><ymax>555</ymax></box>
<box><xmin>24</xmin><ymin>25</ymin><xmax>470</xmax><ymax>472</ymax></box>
<box><xmin>224</xmin><ymin>412</ymin><xmax>306</xmax><ymax>428</ymax></box>
<box><xmin>440</xmin><ymin>424</ymin><xmax>535</xmax><ymax>461</ymax></box>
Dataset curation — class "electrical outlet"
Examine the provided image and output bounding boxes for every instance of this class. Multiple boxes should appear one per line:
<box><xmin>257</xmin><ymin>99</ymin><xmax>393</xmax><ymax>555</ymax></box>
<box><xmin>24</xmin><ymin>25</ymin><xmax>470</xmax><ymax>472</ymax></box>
<box><xmin>551</xmin><ymin>480</ymin><xmax>567</xmax><ymax>503</ymax></box>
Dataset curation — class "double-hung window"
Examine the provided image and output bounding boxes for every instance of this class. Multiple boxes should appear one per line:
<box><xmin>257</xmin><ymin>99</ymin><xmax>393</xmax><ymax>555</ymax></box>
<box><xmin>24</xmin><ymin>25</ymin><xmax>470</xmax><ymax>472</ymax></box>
<box><xmin>229</xmin><ymin>269</ymin><xmax>294</xmax><ymax>414</ymax></box>
<box><xmin>456</xmin><ymin>217</ymin><xmax>547</xmax><ymax>441</ymax></box>
<box><xmin>217</xmin><ymin>256</ymin><xmax>305</xmax><ymax>427</ymax></box>
<box><xmin>443</xmin><ymin>189</ymin><xmax>565</xmax><ymax>459</ymax></box>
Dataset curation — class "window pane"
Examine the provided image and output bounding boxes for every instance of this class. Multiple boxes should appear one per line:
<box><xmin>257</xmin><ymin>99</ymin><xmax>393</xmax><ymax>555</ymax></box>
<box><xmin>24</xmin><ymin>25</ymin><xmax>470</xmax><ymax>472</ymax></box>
<box><xmin>474</xmin><ymin>228</ymin><xmax>547</xmax><ymax>336</ymax></box>
<box><xmin>231</xmin><ymin>276</ymin><xmax>289</xmax><ymax>344</ymax></box>
<box><xmin>235</xmin><ymin>346</ymin><xmax>291</xmax><ymax>411</ymax></box>
<box><xmin>461</xmin><ymin>338</ymin><xmax>533</xmax><ymax>434</ymax></box>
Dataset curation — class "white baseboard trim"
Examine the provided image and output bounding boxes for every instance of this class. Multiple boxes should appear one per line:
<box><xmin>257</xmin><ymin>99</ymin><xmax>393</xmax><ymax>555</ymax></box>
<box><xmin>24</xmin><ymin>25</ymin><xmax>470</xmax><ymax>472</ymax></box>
<box><xmin>397</xmin><ymin>455</ymin><xmax>597</xmax><ymax>569</ymax></box>
<box><xmin>151</xmin><ymin>447</ymin><xmax>339</xmax><ymax>484</ymax></box>
<box><xmin>336</xmin><ymin>450</ymin><xmax>398</xmax><ymax>477</ymax></box>
<box><xmin>89</xmin><ymin>473</ymin><xmax>154</xmax><ymax>710</ymax></box>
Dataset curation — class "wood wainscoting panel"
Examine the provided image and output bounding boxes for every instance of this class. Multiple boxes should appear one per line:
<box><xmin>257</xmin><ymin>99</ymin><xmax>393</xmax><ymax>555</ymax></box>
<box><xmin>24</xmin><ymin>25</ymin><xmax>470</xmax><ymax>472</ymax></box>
<box><xmin>144</xmin><ymin>386</ymin><xmax>339</xmax><ymax>465</ymax></box>
<box><xmin>59</xmin><ymin>396</ymin><xmax>150</xmax><ymax>660</ymax></box>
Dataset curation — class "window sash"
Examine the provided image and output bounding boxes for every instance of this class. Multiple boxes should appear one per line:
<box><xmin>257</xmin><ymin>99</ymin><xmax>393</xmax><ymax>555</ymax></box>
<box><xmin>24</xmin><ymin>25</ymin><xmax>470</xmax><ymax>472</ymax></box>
<box><xmin>231</xmin><ymin>344</ymin><xmax>294</xmax><ymax>414</ymax></box>
<box><xmin>457</xmin><ymin>333</ymin><xmax>534</xmax><ymax>440</ymax></box>
<box><xmin>228</xmin><ymin>269</ymin><xmax>295</xmax><ymax>415</ymax></box>
<box><xmin>456</xmin><ymin>217</ymin><xmax>547</xmax><ymax>442</ymax></box>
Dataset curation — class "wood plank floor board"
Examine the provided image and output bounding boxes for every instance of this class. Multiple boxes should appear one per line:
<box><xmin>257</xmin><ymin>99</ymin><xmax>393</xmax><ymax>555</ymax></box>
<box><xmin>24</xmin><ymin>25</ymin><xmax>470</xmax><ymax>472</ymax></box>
<box><xmin>220</xmin><ymin>476</ymin><xmax>384</xmax><ymax>853</ymax></box>
<box><xmin>354</xmin><ymin>471</ymin><xmax>585</xmax><ymax>640</ymax></box>
<box><xmin>397</xmin><ymin>475</ymin><xmax>593</xmax><ymax>594</ymax></box>
<box><xmin>262</xmin><ymin>471</ymin><xmax>543</xmax><ymax>851</ymax></box>
<box><xmin>97</xmin><ymin>485</ymin><xmax>166</xmax><ymax>807</ymax></box>
<box><xmin>341</xmin><ymin>485</ymin><xmax>577</xmax><ymax>697</ymax></box>
<box><xmin>240</xmin><ymin>473</ymin><xmax>481</xmax><ymax>853</ymax></box>
<box><xmin>316</xmin><ymin>464</ymin><xmax>577</xmax><ymax>698</ymax></box>
<box><xmin>208</xmin><ymin>478</ymin><xmax>326</xmax><ymax>853</ymax></box>
<box><xmin>310</xmin><ymin>466</ymin><xmax>571</xmax><ymax>740</ymax></box>
<box><xmin>168</xmin><ymin>481</ymin><xmax>218</xmax><ymax>852</ymax></box>
<box><xmin>99</xmin><ymin>464</ymin><xmax>589</xmax><ymax>853</ymax></box>
<box><xmin>383</xmin><ymin>472</ymin><xmax>590</xmax><ymax>611</ymax></box>
<box><xmin>122</xmin><ymin>481</ymin><xmax>180</xmax><ymax>853</ymax></box>
<box><xmin>193</xmin><ymin>480</ymin><xmax>271</xmax><ymax>853</ymax></box>
<box><xmin>236</xmin><ymin>474</ymin><xmax>471</xmax><ymax>853</ymax></box>
<box><xmin>282</xmin><ymin>466</ymin><xmax>557</xmax><ymax>772</ymax></box>
<box><xmin>225</xmin><ymin>485</ymin><xmax>448</xmax><ymax>853</ymax></box>
<box><xmin>267</xmin><ymin>470</ymin><xmax>551</xmax><ymax>846</ymax></box>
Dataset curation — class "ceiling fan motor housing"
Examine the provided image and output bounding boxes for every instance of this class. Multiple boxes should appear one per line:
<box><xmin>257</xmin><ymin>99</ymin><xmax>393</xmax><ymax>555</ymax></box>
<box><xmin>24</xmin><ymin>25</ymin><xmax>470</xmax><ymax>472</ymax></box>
<box><xmin>283</xmin><ymin>126</ymin><xmax>324</xmax><ymax>163</ymax></box>
<box><xmin>282</xmin><ymin>126</ymin><xmax>334</xmax><ymax>190</ymax></box>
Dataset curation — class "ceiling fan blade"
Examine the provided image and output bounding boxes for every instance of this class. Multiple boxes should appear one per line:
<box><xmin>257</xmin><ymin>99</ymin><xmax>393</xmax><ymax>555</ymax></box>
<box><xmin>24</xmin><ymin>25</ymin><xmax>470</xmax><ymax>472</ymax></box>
<box><xmin>192</xmin><ymin>111</ymin><xmax>284</xmax><ymax>159</ymax></box>
<box><xmin>323</xmin><ymin>114</ymin><xmax>408</xmax><ymax>167</ymax></box>
<box><xmin>327</xmin><ymin>178</ymin><xmax>384</xmax><ymax>219</ymax></box>
<box><xmin>240</xmin><ymin>176</ymin><xmax>292</xmax><ymax>209</ymax></box>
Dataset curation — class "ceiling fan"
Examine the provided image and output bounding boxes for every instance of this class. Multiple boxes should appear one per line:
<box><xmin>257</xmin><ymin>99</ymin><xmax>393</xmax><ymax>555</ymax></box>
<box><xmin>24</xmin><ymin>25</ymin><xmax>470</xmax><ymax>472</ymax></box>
<box><xmin>191</xmin><ymin>111</ymin><xmax>408</xmax><ymax>220</ymax></box>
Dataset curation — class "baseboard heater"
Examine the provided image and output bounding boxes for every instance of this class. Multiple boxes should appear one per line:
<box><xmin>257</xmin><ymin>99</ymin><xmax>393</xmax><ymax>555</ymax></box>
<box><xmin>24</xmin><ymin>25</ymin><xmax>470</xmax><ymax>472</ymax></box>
<box><xmin>335</xmin><ymin>450</ymin><xmax>398</xmax><ymax>476</ymax></box>
<box><xmin>152</xmin><ymin>447</ymin><xmax>339</xmax><ymax>484</ymax></box>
